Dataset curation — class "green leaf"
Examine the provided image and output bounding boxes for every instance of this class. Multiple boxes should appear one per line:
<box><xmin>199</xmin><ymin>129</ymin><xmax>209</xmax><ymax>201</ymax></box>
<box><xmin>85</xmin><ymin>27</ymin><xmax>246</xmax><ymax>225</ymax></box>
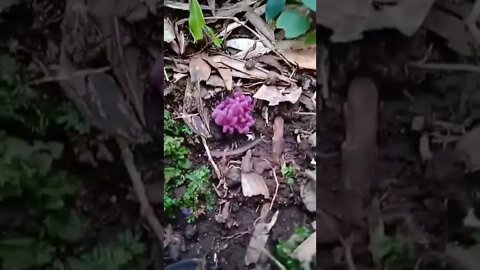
<box><xmin>265</xmin><ymin>0</ymin><xmax>286</xmax><ymax>21</ymax></box>
<box><xmin>0</xmin><ymin>238</ymin><xmax>55</xmax><ymax>270</ymax></box>
<box><xmin>301</xmin><ymin>0</ymin><xmax>316</xmax><ymax>11</ymax></box>
<box><xmin>188</xmin><ymin>0</ymin><xmax>206</xmax><ymax>42</ymax></box>
<box><xmin>203</xmin><ymin>26</ymin><xmax>223</xmax><ymax>47</ymax></box>
<box><xmin>304</xmin><ymin>30</ymin><xmax>316</xmax><ymax>45</ymax></box>
<box><xmin>276</xmin><ymin>9</ymin><xmax>310</xmax><ymax>38</ymax></box>
<box><xmin>45</xmin><ymin>211</ymin><xmax>87</xmax><ymax>242</ymax></box>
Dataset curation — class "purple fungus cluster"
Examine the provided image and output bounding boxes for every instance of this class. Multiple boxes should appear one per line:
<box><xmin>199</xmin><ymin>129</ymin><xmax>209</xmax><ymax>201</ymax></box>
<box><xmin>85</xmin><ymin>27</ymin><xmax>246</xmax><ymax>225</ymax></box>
<box><xmin>212</xmin><ymin>92</ymin><xmax>255</xmax><ymax>134</ymax></box>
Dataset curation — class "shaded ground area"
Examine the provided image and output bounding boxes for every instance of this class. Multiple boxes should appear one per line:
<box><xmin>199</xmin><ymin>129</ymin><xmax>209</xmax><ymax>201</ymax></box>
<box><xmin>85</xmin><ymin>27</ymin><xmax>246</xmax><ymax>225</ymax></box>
<box><xmin>2</xmin><ymin>0</ymin><xmax>480</xmax><ymax>270</ymax></box>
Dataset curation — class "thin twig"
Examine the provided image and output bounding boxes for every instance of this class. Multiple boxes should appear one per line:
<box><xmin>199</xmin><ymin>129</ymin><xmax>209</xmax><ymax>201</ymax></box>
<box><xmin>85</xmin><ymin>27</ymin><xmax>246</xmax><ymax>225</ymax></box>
<box><xmin>117</xmin><ymin>138</ymin><xmax>163</xmax><ymax>245</ymax></box>
<box><xmin>28</xmin><ymin>66</ymin><xmax>112</xmax><ymax>85</ymax></box>
<box><xmin>270</xmin><ymin>167</ymin><xmax>279</xmax><ymax>210</ymax></box>
<box><xmin>408</xmin><ymin>62</ymin><xmax>480</xmax><ymax>73</ymax></box>
<box><xmin>259</xmin><ymin>247</ymin><xmax>287</xmax><ymax>270</ymax></box>
<box><xmin>201</xmin><ymin>136</ymin><xmax>223</xmax><ymax>179</ymax></box>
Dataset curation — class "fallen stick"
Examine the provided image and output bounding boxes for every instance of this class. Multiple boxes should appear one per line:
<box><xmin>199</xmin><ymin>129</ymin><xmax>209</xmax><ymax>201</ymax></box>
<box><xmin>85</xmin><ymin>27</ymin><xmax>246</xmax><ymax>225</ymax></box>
<box><xmin>408</xmin><ymin>62</ymin><xmax>480</xmax><ymax>73</ymax></box>
<box><xmin>117</xmin><ymin>138</ymin><xmax>163</xmax><ymax>244</ymax></box>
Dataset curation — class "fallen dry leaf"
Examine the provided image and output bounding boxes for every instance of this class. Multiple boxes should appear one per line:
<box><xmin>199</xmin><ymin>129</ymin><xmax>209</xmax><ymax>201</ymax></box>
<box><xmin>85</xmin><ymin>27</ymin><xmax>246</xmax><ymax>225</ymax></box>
<box><xmin>299</xmin><ymin>94</ymin><xmax>316</xmax><ymax>111</ymax></box>
<box><xmin>456</xmin><ymin>125</ymin><xmax>480</xmax><ymax>172</ymax></box>
<box><xmin>308</xmin><ymin>132</ymin><xmax>316</xmax><ymax>147</ymax></box>
<box><xmin>210</xmin><ymin>55</ymin><xmax>296</xmax><ymax>83</ymax></box>
<box><xmin>218</xmin><ymin>67</ymin><xmax>233</xmax><ymax>90</ymax></box>
<box><xmin>291</xmin><ymin>232</ymin><xmax>316</xmax><ymax>263</ymax></box>
<box><xmin>317</xmin><ymin>0</ymin><xmax>435</xmax><ymax>42</ymax></box>
<box><xmin>241</xmin><ymin>172</ymin><xmax>270</xmax><ymax>198</ymax></box>
<box><xmin>300</xmin><ymin>177</ymin><xmax>316</xmax><ymax>212</ymax></box>
<box><xmin>206</xmin><ymin>74</ymin><xmax>225</xmax><ymax>87</ymax></box>
<box><xmin>218</xmin><ymin>21</ymin><xmax>243</xmax><ymax>38</ymax></box>
<box><xmin>202</xmin><ymin>55</ymin><xmax>233</xmax><ymax>90</ymax></box>
<box><xmin>190</xmin><ymin>56</ymin><xmax>211</xmax><ymax>83</ymax></box>
<box><xmin>257</xmin><ymin>55</ymin><xmax>283</xmax><ymax>73</ymax></box>
<box><xmin>241</xmin><ymin>150</ymin><xmax>254</xmax><ymax>173</ymax></box>
<box><xmin>276</xmin><ymin>40</ymin><xmax>316</xmax><ymax>51</ymax></box>
<box><xmin>226</xmin><ymin>38</ymin><xmax>270</xmax><ymax>59</ymax></box>
<box><xmin>244</xmin><ymin>210</ymin><xmax>279</xmax><ymax>265</ymax></box>
<box><xmin>164</xmin><ymin>18</ymin><xmax>175</xmax><ymax>43</ymax></box>
<box><xmin>245</xmin><ymin>9</ymin><xmax>275</xmax><ymax>42</ymax></box>
<box><xmin>278</xmin><ymin>47</ymin><xmax>316</xmax><ymax>70</ymax></box>
<box><xmin>424</xmin><ymin>7</ymin><xmax>476</xmax><ymax>56</ymax></box>
<box><xmin>253</xmin><ymin>84</ymin><xmax>302</xmax><ymax>106</ymax></box>
<box><xmin>183</xmin><ymin>114</ymin><xmax>211</xmax><ymax>138</ymax></box>
<box><xmin>464</xmin><ymin>208</ymin><xmax>480</xmax><ymax>229</ymax></box>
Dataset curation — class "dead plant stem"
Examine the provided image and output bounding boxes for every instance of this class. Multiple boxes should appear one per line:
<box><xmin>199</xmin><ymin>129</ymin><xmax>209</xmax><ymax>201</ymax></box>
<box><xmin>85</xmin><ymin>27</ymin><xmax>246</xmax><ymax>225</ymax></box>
<box><xmin>117</xmin><ymin>138</ymin><xmax>163</xmax><ymax>245</ymax></box>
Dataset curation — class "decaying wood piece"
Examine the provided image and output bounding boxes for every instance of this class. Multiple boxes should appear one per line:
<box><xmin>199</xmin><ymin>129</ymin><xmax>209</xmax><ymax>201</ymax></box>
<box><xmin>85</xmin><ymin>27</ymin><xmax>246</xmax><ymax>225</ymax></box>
<box><xmin>341</xmin><ymin>77</ymin><xmax>378</xmax><ymax>225</ymax></box>
<box><xmin>272</xmin><ymin>116</ymin><xmax>284</xmax><ymax>165</ymax></box>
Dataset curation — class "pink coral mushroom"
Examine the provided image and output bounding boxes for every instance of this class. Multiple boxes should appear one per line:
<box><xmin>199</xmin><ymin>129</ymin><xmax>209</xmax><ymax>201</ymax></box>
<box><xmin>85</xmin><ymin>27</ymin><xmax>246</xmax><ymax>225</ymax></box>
<box><xmin>212</xmin><ymin>92</ymin><xmax>255</xmax><ymax>134</ymax></box>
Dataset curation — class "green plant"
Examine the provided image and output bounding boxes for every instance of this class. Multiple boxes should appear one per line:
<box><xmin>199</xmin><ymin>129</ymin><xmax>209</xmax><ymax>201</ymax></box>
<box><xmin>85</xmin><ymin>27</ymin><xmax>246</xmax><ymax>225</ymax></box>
<box><xmin>369</xmin><ymin>233</ymin><xmax>416</xmax><ymax>270</ymax></box>
<box><xmin>265</xmin><ymin>0</ymin><xmax>316</xmax><ymax>43</ymax></box>
<box><xmin>164</xmin><ymin>110</ymin><xmax>214</xmax><ymax>222</ymax></box>
<box><xmin>0</xmin><ymin>53</ymin><xmax>87</xmax><ymax>135</ymax></box>
<box><xmin>188</xmin><ymin>0</ymin><xmax>223</xmax><ymax>47</ymax></box>
<box><xmin>60</xmin><ymin>231</ymin><xmax>145</xmax><ymax>270</ymax></box>
<box><xmin>275</xmin><ymin>227</ymin><xmax>310</xmax><ymax>270</ymax></box>
<box><xmin>281</xmin><ymin>164</ymin><xmax>296</xmax><ymax>185</ymax></box>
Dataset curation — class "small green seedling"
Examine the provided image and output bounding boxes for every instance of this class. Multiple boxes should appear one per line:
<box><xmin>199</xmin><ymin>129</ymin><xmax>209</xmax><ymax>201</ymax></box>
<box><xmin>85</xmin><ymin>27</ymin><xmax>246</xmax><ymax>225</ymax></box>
<box><xmin>275</xmin><ymin>227</ymin><xmax>310</xmax><ymax>270</ymax></box>
<box><xmin>188</xmin><ymin>0</ymin><xmax>223</xmax><ymax>47</ymax></box>
<box><xmin>369</xmin><ymin>233</ymin><xmax>416</xmax><ymax>270</ymax></box>
<box><xmin>281</xmin><ymin>163</ymin><xmax>296</xmax><ymax>185</ymax></box>
<box><xmin>164</xmin><ymin>111</ymin><xmax>214</xmax><ymax>222</ymax></box>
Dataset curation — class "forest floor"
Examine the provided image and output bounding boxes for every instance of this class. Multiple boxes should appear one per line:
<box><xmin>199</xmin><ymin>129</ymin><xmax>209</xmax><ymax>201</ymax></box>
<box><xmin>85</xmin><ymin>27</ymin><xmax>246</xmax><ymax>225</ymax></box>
<box><xmin>2</xmin><ymin>0</ymin><xmax>480</xmax><ymax>270</ymax></box>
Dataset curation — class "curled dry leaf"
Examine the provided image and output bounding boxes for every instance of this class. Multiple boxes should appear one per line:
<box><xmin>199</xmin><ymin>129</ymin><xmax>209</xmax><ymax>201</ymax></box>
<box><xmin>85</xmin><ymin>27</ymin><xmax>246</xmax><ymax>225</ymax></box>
<box><xmin>291</xmin><ymin>232</ymin><xmax>316</xmax><ymax>263</ymax></box>
<box><xmin>278</xmin><ymin>47</ymin><xmax>316</xmax><ymax>70</ymax></box>
<box><xmin>226</xmin><ymin>38</ymin><xmax>271</xmax><ymax>59</ymax></box>
<box><xmin>241</xmin><ymin>150</ymin><xmax>254</xmax><ymax>173</ymax></box>
<box><xmin>253</xmin><ymin>84</ymin><xmax>303</xmax><ymax>106</ymax></box>
<box><xmin>241</xmin><ymin>172</ymin><xmax>270</xmax><ymax>198</ymax></box>
<box><xmin>164</xmin><ymin>18</ymin><xmax>175</xmax><ymax>43</ymax></box>
<box><xmin>244</xmin><ymin>210</ymin><xmax>279</xmax><ymax>265</ymax></box>
<box><xmin>190</xmin><ymin>56</ymin><xmax>211</xmax><ymax>83</ymax></box>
